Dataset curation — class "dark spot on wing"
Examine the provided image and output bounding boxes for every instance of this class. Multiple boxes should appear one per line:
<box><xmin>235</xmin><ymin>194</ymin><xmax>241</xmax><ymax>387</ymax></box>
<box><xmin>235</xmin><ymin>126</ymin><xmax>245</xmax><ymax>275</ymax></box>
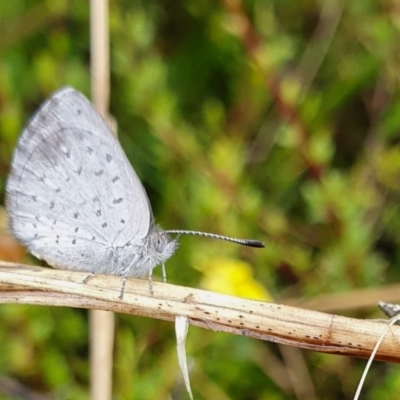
<box><xmin>65</xmin><ymin>150</ymin><xmax>71</xmax><ymax>158</ymax></box>
<box><xmin>75</xmin><ymin>227</ymin><xmax>79</xmax><ymax>233</ymax></box>
<box><xmin>102</xmin><ymin>222</ymin><xmax>107</xmax><ymax>228</ymax></box>
<box><xmin>96</xmin><ymin>210</ymin><xmax>101</xmax><ymax>217</ymax></box>
<box><xmin>50</xmin><ymin>201</ymin><xmax>54</xmax><ymax>210</ymax></box>
<box><xmin>113</xmin><ymin>198</ymin><xmax>123</xmax><ymax>204</ymax></box>
<box><xmin>112</xmin><ymin>176</ymin><xmax>119</xmax><ymax>183</ymax></box>
<box><xmin>31</xmin><ymin>195</ymin><xmax>37</xmax><ymax>202</ymax></box>
<box><xmin>72</xmin><ymin>239</ymin><xmax>76</xmax><ymax>244</ymax></box>
<box><xmin>77</xmin><ymin>166</ymin><xmax>83</xmax><ymax>175</ymax></box>
<box><xmin>87</xmin><ymin>147</ymin><xmax>94</xmax><ymax>154</ymax></box>
<box><xmin>121</xmin><ymin>219</ymin><xmax>125</xmax><ymax>224</ymax></box>
<box><xmin>106</xmin><ymin>154</ymin><xmax>112</xmax><ymax>163</ymax></box>
<box><xmin>73</xmin><ymin>212</ymin><xmax>79</xmax><ymax>219</ymax></box>
<box><xmin>55</xmin><ymin>188</ymin><xmax>61</xmax><ymax>193</ymax></box>
<box><xmin>94</xmin><ymin>170</ymin><xmax>104</xmax><ymax>176</ymax></box>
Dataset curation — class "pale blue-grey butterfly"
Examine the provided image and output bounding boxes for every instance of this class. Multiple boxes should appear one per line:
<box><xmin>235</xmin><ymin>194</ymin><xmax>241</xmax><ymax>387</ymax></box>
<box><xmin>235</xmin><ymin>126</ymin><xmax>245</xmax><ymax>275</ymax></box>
<box><xmin>6</xmin><ymin>87</ymin><xmax>264</xmax><ymax>297</ymax></box>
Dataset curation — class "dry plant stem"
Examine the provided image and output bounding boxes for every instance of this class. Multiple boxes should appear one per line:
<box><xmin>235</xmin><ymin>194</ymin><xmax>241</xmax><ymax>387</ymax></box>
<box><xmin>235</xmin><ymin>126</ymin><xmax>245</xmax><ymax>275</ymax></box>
<box><xmin>221</xmin><ymin>0</ymin><xmax>321</xmax><ymax>179</ymax></box>
<box><xmin>90</xmin><ymin>2</ymin><xmax>113</xmax><ymax>400</ymax></box>
<box><xmin>221</xmin><ymin>0</ymin><xmax>297</xmax><ymax>122</ymax></box>
<box><xmin>0</xmin><ymin>263</ymin><xmax>400</xmax><ymax>363</ymax></box>
<box><xmin>90</xmin><ymin>0</ymin><xmax>110</xmax><ymax>115</ymax></box>
<box><xmin>285</xmin><ymin>284</ymin><xmax>400</xmax><ymax>313</ymax></box>
<box><xmin>295</xmin><ymin>0</ymin><xmax>343</xmax><ymax>97</ymax></box>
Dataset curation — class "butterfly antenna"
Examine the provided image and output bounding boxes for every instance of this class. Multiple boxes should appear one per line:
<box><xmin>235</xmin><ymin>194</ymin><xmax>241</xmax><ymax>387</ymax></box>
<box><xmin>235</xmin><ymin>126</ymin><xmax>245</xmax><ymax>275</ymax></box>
<box><xmin>164</xmin><ymin>230</ymin><xmax>265</xmax><ymax>248</ymax></box>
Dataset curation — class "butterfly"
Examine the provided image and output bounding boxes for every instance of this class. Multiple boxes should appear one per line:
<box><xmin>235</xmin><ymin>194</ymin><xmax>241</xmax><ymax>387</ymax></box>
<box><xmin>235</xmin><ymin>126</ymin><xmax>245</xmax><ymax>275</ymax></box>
<box><xmin>6</xmin><ymin>88</ymin><xmax>264</xmax><ymax>296</ymax></box>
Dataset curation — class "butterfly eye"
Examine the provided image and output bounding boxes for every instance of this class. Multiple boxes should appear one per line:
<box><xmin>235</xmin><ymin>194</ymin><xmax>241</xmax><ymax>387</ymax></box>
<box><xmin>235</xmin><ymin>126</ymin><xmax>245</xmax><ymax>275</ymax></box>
<box><xmin>152</xmin><ymin>233</ymin><xmax>166</xmax><ymax>253</ymax></box>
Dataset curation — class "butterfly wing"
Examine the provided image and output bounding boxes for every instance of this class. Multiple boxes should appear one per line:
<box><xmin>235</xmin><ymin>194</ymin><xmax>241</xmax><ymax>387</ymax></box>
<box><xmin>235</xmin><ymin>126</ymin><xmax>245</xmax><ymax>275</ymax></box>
<box><xmin>6</xmin><ymin>87</ymin><xmax>152</xmax><ymax>274</ymax></box>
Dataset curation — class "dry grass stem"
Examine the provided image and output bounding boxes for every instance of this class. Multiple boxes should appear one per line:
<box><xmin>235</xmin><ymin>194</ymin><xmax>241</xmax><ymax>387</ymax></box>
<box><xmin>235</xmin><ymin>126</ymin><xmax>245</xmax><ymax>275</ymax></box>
<box><xmin>0</xmin><ymin>262</ymin><xmax>399</xmax><ymax>363</ymax></box>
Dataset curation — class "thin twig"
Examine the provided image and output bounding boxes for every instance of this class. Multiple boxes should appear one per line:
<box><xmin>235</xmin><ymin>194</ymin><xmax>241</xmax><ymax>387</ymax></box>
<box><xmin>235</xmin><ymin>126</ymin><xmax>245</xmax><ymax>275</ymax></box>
<box><xmin>0</xmin><ymin>262</ymin><xmax>399</xmax><ymax>363</ymax></box>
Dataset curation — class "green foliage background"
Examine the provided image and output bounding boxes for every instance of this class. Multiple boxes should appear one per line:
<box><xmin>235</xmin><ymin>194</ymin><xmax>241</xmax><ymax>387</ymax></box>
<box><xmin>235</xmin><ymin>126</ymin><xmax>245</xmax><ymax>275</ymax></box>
<box><xmin>1</xmin><ymin>0</ymin><xmax>400</xmax><ymax>399</ymax></box>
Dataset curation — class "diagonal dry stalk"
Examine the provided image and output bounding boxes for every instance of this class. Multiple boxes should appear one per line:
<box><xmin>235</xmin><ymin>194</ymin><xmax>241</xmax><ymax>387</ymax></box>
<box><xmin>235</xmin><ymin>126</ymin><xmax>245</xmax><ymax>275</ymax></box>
<box><xmin>0</xmin><ymin>261</ymin><xmax>399</xmax><ymax>363</ymax></box>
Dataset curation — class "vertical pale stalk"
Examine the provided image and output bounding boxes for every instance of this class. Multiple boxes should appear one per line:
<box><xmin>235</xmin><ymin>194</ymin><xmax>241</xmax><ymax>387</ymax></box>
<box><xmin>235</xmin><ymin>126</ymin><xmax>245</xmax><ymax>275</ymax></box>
<box><xmin>89</xmin><ymin>2</ymin><xmax>115</xmax><ymax>400</ymax></box>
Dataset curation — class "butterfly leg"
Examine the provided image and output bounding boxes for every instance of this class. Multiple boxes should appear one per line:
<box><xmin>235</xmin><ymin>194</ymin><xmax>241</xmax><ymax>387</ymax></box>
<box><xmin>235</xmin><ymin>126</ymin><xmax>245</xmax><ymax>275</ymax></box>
<box><xmin>162</xmin><ymin>262</ymin><xmax>167</xmax><ymax>283</ymax></box>
<box><xmin>148</xmin><ymin>268</ymin><xmax>154</xmax><ymax>295</ymax></box>
<box><xmin>82</xmin><ymin>272</ymin><xmax>94</xmax><ymax>284</ymax></box>
<box><xmin>118</xmin><ymin>277</ymin><xmax>127</xmax><ymax>299</ymax></box>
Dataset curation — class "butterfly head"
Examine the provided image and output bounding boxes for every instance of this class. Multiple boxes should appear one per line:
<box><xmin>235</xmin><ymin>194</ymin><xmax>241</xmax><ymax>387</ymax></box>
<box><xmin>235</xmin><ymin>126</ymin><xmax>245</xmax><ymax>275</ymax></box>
<box><xmin>147</xmin><ymin>225</ymin><xmax>179</xmax><ymax>267</ymax></box>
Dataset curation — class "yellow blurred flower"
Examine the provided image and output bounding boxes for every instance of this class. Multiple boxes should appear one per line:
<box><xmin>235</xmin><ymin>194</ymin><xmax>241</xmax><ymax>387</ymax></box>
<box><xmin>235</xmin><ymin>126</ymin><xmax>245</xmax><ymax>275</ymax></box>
<box><xmin>195</xmin><ymin>257</ymin><xmax>271</xmax><ymax>301</ymax></box>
